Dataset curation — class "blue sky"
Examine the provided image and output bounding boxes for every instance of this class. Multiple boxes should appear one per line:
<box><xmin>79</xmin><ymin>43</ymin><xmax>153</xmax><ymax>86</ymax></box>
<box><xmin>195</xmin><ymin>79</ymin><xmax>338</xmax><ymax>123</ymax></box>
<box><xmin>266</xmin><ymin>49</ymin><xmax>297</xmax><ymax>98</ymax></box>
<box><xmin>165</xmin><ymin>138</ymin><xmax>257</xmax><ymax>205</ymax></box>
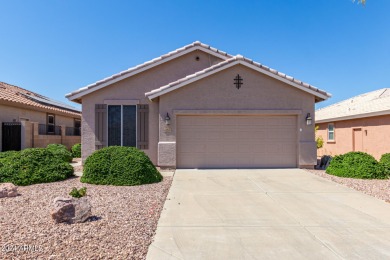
<box><xmin>0</xmin><ymin>0</ymin><xmax>389</xmax><ymax>110</ymax></box>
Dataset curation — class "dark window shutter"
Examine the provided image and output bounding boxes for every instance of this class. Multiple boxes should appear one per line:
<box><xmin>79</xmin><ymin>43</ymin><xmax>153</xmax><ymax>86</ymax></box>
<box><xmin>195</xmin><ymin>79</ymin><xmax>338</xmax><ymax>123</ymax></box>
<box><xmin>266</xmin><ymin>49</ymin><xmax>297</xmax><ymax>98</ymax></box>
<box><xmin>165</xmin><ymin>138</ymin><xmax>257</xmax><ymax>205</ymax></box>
<box><xmin>137</xmin><ymin>104</ymin><xmax>149</xmax><ymax>150</ymax></box>
<box><xmin>95</xmin><ymin>104</ymin><xmax>107</xmax><ymax>150</ymax></box>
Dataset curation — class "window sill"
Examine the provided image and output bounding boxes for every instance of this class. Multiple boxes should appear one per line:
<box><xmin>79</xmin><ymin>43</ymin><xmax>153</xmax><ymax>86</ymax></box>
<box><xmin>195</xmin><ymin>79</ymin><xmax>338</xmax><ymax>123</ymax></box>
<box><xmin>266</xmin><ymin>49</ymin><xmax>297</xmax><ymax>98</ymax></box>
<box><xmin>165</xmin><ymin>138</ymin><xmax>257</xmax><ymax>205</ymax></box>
<box><xmin>327</xmin><ymin>140</ymin><xmax>336</xmax><ymax>143</ymax></box>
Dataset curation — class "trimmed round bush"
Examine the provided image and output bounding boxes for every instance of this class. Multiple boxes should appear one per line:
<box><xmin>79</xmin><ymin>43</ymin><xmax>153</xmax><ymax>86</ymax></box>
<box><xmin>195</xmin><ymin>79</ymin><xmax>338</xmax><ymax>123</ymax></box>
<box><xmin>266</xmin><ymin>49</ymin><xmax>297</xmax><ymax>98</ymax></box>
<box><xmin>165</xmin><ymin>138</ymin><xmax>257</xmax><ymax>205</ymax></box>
<box><xmin>0</xmin><ymin>151</ymin><xmax>19</xmax><ymax>159</ymax></box>
<box><xmin>0</xmin><ymin>148</ymin><xmax>74</xmax><ymax>186</ymax></box>
<box><xmin>0</xmin><ymin>151</ymin><xmax>20</xmax><ymax>183</ymax></box>
<box><xmin>71</xmin><ymin>143</ymin><xmax>81</xmax><ymax>158</ymax></box>
<box><xmin>81</xmin><ymin>146</ymin><xmax>162</xmax><ymax>186</ymax></box>
<box><xmin>46</xmin><ymin>144</ymin><xmax>73</xmax><ymax>162</ymax></box>
<box><xmin>379</xmin><ymin>153</ymin><xmax>390</xmax><ymax>176</ymax></box>
<box><xmin>326</xmin><ymin>152</ymin><xmax>386</xmax><ymax>179</ymax></box>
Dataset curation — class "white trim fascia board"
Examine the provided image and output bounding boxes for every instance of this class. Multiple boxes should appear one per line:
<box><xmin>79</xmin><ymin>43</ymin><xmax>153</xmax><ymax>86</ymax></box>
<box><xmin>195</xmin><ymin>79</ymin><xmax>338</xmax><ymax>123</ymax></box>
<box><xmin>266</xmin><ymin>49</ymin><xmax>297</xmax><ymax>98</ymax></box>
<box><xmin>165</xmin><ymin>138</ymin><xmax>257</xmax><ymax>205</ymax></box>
<box><xmin>147</xmin><ymin>59</ymin><xmax>329</xmax><ymax>101</ymax></box>
<box><xmin>315</xmin><ymin>110</ymin><xmax>390</xmax><ymax>124</ymax></box>
<box><xmin>242</xmin><ymin>61</ymin><xmax>330</xmax><ymax>101</ymax></box>
<box><xmin>147</xmin><ymin>61</ymin><xmax>240</xmax><ymax>100</ymax></box>
<box><xmin>103</xmin><ymin>99</ymin><xmax>139</xmax><ymax>105</ymax></box>
<box><xmin>195</xmin><ymin>46</ymin><xmax>232</xmax><ymax>60</ymax></box>
<box><xmin>66</xmin><ymin>46</ymin><xmax>230</xmax><ymax>101</ymax></box>
<box><xmin>173</xmin><ymin>109</ymin><xmax>302</xmax><ymax>116</ymax></box>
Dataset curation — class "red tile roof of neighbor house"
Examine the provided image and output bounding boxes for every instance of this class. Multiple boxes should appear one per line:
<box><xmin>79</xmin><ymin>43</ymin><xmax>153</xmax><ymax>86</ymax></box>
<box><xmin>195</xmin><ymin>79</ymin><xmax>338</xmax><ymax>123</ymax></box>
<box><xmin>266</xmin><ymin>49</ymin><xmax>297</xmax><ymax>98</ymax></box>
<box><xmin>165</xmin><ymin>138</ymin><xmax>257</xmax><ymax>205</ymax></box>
<box><xmin>66</xmin><ymin>41</ymin><xmax>331</xmax><ymax>103</ymax></box>
<box><xmin>315</xmin><ymin>88</ymin><xmax>390</xmax><ymax>123</ymax></box>
<box><xmin>0</xmin><ymin>81</ymin><xmax>81</xmax><ymax>117</ymax></box>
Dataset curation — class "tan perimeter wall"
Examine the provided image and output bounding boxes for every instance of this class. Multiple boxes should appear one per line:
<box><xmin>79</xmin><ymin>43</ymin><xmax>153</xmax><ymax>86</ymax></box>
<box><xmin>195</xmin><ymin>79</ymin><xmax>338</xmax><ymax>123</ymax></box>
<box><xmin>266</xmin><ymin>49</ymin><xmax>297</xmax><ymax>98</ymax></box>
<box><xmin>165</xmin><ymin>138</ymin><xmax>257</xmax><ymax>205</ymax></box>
<box><xmin>27</xmin><ymin>122</ymin><xmax>81</xmax><ymax>150</ymax></box>
<box><xmin>316</xmin><ymin>114</ymin><xmax>390</xmax><ymax>160</ymax></box>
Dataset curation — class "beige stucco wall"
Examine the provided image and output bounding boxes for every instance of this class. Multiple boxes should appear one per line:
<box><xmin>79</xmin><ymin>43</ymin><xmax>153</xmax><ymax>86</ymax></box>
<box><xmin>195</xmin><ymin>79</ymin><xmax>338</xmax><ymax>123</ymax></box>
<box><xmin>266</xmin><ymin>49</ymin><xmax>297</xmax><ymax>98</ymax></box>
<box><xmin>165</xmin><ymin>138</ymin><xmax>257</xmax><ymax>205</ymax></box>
<box><xmin>158</xmin><ymin>64</ymin><xmax>316</xmax><ymax>167</ymax></box>
<box><xmin>80</xmin><ymin>50</ymin><xmax>224</xmax><ymax>162</ymax></box>
<box><xmin>0</xmin><ymin>102</ymin><xmax>80</xmax><ymax>151</ymax></box>
<box><xmin>316</xmin><ymin>114</ymin><xmax>390</xmax><ymax>160</ymax></box>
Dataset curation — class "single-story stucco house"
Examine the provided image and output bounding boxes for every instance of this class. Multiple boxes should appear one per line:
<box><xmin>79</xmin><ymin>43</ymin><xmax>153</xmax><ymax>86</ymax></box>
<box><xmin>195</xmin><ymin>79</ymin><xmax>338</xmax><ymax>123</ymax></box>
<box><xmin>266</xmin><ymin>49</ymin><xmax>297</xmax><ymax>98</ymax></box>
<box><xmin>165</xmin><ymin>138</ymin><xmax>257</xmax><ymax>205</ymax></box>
<box><xmin>0</xmin><ymin>81</ymin><xmax>81</xmax><ymax>152</ymax></box>
<box><xmin>66</xmin><ymin>41</ymin><xmax>331</xmax><ymax>168</ymax></box>
<box><xmin>316</xmin><ymin>88</ymin><xmax>390</xmax><ymax>160</ymax></box>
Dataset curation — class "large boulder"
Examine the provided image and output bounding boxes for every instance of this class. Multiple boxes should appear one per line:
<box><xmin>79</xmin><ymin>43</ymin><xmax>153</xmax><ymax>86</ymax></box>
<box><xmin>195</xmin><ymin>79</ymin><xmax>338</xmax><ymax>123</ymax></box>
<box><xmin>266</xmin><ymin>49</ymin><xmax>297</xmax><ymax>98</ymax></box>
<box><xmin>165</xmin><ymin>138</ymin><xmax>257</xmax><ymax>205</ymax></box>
<box><xmin>0</xmin><ymin>183</ymin><xmax>18</xmax><ymax>198</ymax></box>
<box><xmin>51</xmin><ymin>196</ymin><xmax>92</xmax><ymax>224</ymax></box>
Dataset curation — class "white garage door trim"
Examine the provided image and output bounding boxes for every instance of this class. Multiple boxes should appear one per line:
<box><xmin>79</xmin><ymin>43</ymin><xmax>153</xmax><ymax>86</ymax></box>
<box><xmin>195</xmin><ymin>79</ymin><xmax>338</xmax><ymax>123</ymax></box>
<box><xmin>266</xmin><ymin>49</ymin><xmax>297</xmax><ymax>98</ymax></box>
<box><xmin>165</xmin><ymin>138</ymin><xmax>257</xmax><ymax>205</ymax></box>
<box><xmin>176</xmin><ymin>114</ymin><xmax>298</xmax><ymax>169</ymax></box>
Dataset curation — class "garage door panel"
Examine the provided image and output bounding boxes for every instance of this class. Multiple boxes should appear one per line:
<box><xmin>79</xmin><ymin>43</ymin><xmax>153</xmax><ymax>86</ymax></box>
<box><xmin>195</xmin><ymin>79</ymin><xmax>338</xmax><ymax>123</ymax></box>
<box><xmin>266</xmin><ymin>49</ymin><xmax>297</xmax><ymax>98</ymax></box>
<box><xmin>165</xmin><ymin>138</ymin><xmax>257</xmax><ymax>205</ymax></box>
<box><xmin>177</xmin><ymin>115</ymin><xmax>297</xmax><ymax>168</ymax></box>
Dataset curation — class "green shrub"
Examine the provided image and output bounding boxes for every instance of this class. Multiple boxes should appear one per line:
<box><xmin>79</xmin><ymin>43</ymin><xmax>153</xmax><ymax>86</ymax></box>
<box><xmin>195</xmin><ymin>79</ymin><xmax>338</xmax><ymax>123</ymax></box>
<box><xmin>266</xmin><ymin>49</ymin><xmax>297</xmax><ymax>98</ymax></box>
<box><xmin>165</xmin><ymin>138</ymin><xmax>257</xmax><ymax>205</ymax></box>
<box><xmin>326</xmin><ymin>152</ymin><xmax>386</xmax><ymax>179</ymax></box>
<box><xmin>0</xmin><ymin>151</ymin><xmax>20</xmax><ymax>159</ymax></box>
<box><xmin>0</xmin><ymin>151</ymin><xmax>21</xmax><ymax>183</ymax></box>
<box><xmin>0</xmin><ymin>148</ymin><xmax>74</xmax><ymax>186</ymax></box>
<box><xmin>46</xmin><ymin>144</ymin><xmax>73</xmax><ymax>162</ymax></box>
<box><xmin>379</xmin><ymin>153</ymin><xmax>390</xmax><ymax>176</ymax></box>
<box><xmin>71</xmin><ymin>143</ymin><xmax>81</xmax><ymax>158</ymax></box>
<box><xmin>81</xmin><ymin>146</ymin><xmax>162</xmax><ymax>186</ymax></box>
<box><xmin>69</xmin><ymin>187</ymin><xmax>87</xmax><ymax>198</ymax></box>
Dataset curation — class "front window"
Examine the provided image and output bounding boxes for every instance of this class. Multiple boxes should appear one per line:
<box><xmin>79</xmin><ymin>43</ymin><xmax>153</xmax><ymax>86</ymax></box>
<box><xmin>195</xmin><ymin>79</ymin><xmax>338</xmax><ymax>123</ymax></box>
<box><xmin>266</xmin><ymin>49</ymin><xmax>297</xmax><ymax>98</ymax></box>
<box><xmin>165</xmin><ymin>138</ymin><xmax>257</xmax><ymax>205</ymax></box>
<box><xmin>108</xmin><ymin>105</ymin><xmax>136</xmax><ymax>147</ymax></box>
<box><xmin>328</xmin><ymin>124</ymin><xmax>335</xmax><ymax>141</ymax></box>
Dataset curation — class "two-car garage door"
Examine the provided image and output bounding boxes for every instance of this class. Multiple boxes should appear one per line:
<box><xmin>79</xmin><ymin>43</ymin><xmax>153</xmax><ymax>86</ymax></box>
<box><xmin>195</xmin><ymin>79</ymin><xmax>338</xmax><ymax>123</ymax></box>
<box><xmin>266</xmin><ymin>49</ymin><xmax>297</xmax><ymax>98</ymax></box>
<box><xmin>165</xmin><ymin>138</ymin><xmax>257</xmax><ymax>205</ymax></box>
<box><xmin>177</xmin><ymin>115</ymin><xmax>297</xmax><ymax>168</ymax></box>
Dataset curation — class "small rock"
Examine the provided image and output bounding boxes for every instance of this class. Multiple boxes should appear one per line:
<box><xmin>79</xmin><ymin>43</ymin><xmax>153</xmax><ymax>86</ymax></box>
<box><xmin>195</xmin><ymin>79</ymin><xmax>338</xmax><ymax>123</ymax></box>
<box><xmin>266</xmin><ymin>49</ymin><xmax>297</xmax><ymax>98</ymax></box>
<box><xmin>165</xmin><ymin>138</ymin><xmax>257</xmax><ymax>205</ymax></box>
<box><xmin>0</xmin><ymin>183</ymin><xmax>18</xmax><ymax>198</ymax></box>
<box><xmin>51</xmin><ymin>196</ymin><xmax>92</xmax><ymax>224</ymax></box>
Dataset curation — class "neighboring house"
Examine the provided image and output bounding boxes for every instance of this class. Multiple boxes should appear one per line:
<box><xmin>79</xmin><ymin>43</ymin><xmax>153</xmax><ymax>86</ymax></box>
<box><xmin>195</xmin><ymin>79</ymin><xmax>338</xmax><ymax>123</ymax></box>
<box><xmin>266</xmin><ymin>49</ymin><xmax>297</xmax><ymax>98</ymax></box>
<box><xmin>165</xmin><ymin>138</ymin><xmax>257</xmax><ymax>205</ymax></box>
<box><xmin>316</xmin><ymin>88</ymin><xmax>390</xmax><ymax>160</ymax></box>
<box><xmin>66</xmin><ymin>41</ymin><xmax>331</xmax><ymax>168</ymax></box>
<box><xmin>0</xmin><ymin>81</ymin><xmax>81</xmax><ymax>152</ymax></box>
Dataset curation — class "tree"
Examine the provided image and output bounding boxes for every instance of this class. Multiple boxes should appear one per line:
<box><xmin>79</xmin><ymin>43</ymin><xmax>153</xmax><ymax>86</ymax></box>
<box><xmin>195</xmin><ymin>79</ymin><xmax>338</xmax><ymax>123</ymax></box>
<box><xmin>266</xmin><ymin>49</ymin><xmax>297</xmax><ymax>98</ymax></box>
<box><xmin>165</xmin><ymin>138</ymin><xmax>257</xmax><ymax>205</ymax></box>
<box><xmin>354</xmin><ymin>0</ymin><xmax>366</xmax><ymax>5</ymax></box>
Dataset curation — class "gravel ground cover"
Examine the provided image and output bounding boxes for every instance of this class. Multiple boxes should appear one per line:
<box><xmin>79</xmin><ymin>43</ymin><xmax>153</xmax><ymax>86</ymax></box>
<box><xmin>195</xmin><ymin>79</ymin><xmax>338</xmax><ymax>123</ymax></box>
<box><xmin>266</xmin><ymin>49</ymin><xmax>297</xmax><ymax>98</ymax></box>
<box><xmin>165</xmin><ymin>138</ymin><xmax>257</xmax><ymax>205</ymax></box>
<box><xmin>307</xmin><ymin>169</ymin><xmax>390</xmax><ymax>203</ymax></box>
<box><xmin>72</xmin><ymin>158</ymin><xmax>82</xmax><ymax>172</ymax></box>
<box><xmin>0</xmin><ymin>175</ymin><xmax>172</xmax><ymax>259</ymax></box>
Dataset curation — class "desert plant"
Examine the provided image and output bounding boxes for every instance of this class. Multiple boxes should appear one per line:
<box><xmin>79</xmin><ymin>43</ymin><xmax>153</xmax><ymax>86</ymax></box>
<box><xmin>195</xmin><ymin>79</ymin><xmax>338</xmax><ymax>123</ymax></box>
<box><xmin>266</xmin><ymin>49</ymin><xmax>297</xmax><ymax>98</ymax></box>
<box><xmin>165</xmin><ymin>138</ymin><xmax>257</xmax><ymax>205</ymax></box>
<box><xmin>46</xmin><ymin>144</ymin><xmax>73</xmax><ymax>162</ymax></box>
<box><xmin>69</xmin><ymin>187</ymin><xmax>87</xmax><ymax>198</ymax></box>
<box><xmin>326</xmin><ymin>152</ymin><xmax>386</xmax><ymax>179</ymax></box>
<box><xmin>379</xmin><ymin>153</ymin><xmax>390</xmax><ymax>176</ymax></box>
<box><xmin>81</xmin><ymin>146</ymin><xmax>162</xmax><ymax>186</ymax></box>
<box><xmin>0</xmin><ymin>148</ymin><xmax>74</xmax><ymax>185</ymax></box>
<box><xmin>71</xmin><ymin>143</ymin><xmax>81</xmax><ymax>158</ymax></box>
<box><xmin>315</xmin><ymin>126</ymin><xmax>324</xmax><ymax>149</ymax></box>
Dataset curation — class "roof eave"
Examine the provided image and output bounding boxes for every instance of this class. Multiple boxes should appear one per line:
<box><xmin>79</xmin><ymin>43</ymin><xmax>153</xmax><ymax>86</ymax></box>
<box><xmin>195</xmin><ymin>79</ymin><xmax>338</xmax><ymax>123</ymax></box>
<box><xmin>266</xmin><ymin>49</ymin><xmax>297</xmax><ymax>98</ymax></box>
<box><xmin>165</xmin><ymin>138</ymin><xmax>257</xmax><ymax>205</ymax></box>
<box><xmin>315</xmin><ymin>110</ymin><xmax>390</xmax><ymax>124</ymax></box>
<box><xmin>66</xmin><ymin>44</ymin><xmax>232</xmax><ymax>102</ymax></box>
<box><xmin>146</xmin><ymin>59</ymin><xmax>331</xmax><ymax>101</ymax></box>
<box><xmin>0</xmin><ymin>99</ymin><xmax>81</xmax><ymax>117</ymax></box>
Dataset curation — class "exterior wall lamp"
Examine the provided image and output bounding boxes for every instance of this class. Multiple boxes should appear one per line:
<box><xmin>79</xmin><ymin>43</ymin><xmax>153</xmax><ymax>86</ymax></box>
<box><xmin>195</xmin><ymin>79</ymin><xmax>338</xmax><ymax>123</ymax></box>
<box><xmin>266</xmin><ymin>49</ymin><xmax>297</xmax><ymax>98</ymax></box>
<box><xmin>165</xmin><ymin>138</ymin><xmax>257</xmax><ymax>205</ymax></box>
<box><xmin>306</xmin><ymin>113</ymin><xmax>312</xmax><ymax>126</ymax></box>
<box><xmin>165</xmin><ymin>113</ymin><xmax>171</xmax><ymax>125</ymax></box>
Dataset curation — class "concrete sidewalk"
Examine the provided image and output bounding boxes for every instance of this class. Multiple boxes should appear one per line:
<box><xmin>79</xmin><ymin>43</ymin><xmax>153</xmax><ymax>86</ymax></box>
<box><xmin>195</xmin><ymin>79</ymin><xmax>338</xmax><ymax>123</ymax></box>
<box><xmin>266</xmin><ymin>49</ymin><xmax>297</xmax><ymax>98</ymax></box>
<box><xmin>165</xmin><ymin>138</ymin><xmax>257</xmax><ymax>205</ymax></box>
<box><xmin>147</xmin><ymin>169</ymin><xmax>390</xmax><ymax>260</ymax></box>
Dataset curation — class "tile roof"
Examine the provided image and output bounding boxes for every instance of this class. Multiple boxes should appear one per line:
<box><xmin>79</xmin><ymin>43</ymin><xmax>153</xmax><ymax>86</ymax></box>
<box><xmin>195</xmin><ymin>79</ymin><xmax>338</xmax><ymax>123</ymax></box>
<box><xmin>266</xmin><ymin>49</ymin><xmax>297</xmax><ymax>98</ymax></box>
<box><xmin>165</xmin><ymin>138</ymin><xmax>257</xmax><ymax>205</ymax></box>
<box><xmin>145</xmin><ymin>55</ymin><xmax>331</xmax><ymax>101</ymax></box>
<box><xmin>0</xmin><ymin>81</ymin><xmax>81</xmax><ymax>116</ymax></box>
<box><xmin>315</xmin><ymin>88</ymin><xmax>390</xmax><ymax>123</ymax></box>
<box><xmin>66</xmin><ymin>41</ymin><xmax>233</xmax><ymax>101</ymax></box>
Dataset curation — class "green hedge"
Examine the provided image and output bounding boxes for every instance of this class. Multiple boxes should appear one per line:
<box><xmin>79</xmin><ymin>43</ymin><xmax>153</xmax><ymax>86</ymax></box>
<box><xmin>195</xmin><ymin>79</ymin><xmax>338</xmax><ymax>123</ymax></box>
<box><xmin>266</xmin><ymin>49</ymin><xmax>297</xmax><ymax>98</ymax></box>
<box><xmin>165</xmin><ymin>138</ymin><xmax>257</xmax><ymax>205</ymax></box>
<box><xmin>379</xmin><ymin>153</ymin><xmax>390</xmax><ymax>176</ymax></box>
<box><xmin>0</xmin><ymin>151</ymin><xmax>19</xmax><ymax>159</ymax></box>
<box><xmin>326</xmin><ymin>152</ymin><xmax>386</xmax><ymax>179</ymax></box>
<box><xmin>71</xmin><ymin>143</ymin><xmax>81</xmax><ymax>158</ymax></box>
<box><xmin>0</xmin><ymin>148</ymin><xmax>74</xmax><ymax>186</ymax></box>
<box><xmin>81</xmin><ymin>146</ymin><xmax>162</xmax><ymax>186</ymax></box>
<box><xmin>46</xmin><ymin>144</ymin><xmax>73</xmax><ymax>162</ymax></box>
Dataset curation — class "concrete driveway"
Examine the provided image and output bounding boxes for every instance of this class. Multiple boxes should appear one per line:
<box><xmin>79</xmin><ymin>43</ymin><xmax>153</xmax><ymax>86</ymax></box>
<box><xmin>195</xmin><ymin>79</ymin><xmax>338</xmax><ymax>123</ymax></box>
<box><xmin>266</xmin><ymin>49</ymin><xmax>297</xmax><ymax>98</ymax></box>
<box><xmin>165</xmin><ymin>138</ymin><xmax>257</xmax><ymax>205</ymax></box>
<box><xmin>147</xmin><ymin>169</ymin><xmax>390</xmax><ymax>259</ymax></box>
